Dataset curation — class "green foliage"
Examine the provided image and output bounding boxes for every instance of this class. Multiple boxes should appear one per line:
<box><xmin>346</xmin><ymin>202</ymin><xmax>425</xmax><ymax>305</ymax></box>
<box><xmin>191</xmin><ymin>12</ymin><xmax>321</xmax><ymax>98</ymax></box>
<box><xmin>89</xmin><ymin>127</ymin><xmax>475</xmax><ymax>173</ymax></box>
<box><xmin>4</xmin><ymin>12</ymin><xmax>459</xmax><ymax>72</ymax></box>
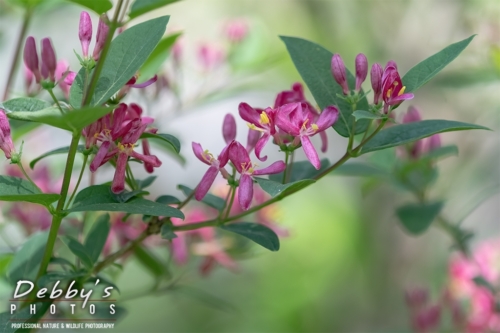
<box><xmin>61</xmin><ymin>236</ymin><xmax>94</xmax><ymax>268</ymax></box>
<box><xmin>0</xmin><ymin>97</ymin><xmax>51</xmax><ymax>112</ymax></box>
<box><xmin>0</xmin><ymin>303</ymin><xmax>51</xmax><ymax>333</ymax></box>
<box><xmin>178</xmin><ymin>185</ymin><xmax>225</xmax><ymax>212</ymax></box>
<box><xmin>269</xmin><ymin>159</ymin><xmax>330</xmax><ymax>183</ymax></box>
<box><xmin>352</xmin><ymin>110</ymin><xmax>383</xmax><ymax>121</ymax></box>
<box><xmin>361</xmin><ymin>120</ymin><xmax>489</xmax><ymax>154</ymax></box>
<box><xmin>140</xmin><ymin>132</ymin><xmax>181</xmax><ymax>153</ymax></box>
<box><xmin>138</xmin><ymin>33</ymin><xmax>182</xmax><ymax>82</ymax></box>
<box><xmin>129</xmin><ymin>0</ymin><xmax>179</xmax><ymax>19</ymax></box>
<box><xmin>30</xmin><ymin>145</ymin><xmax>86</xmax><ymax>169</ymax></box>
<box><xmin>254</xmin><ymin>178</ymin><xmax>315</xmax><ymax>199</ymax></box>
<box><xmin>156</xmin><ymin>195</ymin><xmax>181</xmax><ymax>205</ymax></box>
<box><xmin>65</xmin><ymin>0</ymin><xmax>112</xmax><ymax>14</ymax></box>
<box><xmin>333</xmin><ymin>162</ymin><xmax>390</xmax><ymax>177</ymax></box>
<box><xmin>6</xmin><ymin>106</ymin><xmax>112</xmax><ymax>132</ymax></box>
<box><xmin>402</xmin><ymin>35</ymin><xmax>476</xmax><ymax>93</ymax></box>
<box><xmin>160</xmin><ymin>222</ymin><xmax>177</xmax><ymax>240</ymax></box>
<box><xmin>136</xmin><ymin>176</ymin><xmax>157</xmax><ymax>190</ymax></box>
<box><xmin>7</xmin><ymin>232</ymin><xmax>48</xmax><ymax>284</ymax></box>
<box><xmin>134</xmin><ymin>245</ymin><xmax>169</xmax><ymax>278</ymax></box>
<box><xmin>84</xmin><ymin>214</ymin><xmax>111</xmax><ymax>264</ymax></box>
<box><xmin>221</xmin><ymin>222</ymin><xmax>280</xmax><ymax>251</ymax></box>
<box><xmin>396</xmin><ymin>201</ymin><xmax>444</xmax><ymax>235</ymax></box>
<box><xmin>280</xmin><ymin>36</ymin><xmax>370</xmax><ymax>137</ymax></box>
<box><xmin>67</xmin><ymin>185</ymin><xmax>184</xmax><ymax>218</ymax></box>
<box><xmin>0</xmin><ymin>176</ymin><xmax>60</xmax><ymax>207</ymax></box>
<box><xmin>70</xmin><ymin>16</ymin><xmax>170</xmax><ymax>107</ymax></box>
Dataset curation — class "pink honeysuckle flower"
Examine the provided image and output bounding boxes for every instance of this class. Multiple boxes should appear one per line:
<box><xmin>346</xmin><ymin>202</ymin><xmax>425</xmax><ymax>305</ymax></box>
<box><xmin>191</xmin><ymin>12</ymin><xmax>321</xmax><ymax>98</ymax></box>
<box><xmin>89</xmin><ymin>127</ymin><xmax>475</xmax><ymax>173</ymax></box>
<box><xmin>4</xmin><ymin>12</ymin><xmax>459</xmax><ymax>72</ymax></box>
<box><xmin>381</xmin><ymin>61</ymin><xmax>414</xmax><ymax>113</ymax></box>
<box><xmin>222</xmin><ymin>113</ymin><xmax>237</xmax><ymax>145</ymax></box>
<box><xmin>170</xmin><ymin>209</ymin><xmax>210</xmax><ymax>265</ymax></box>
<box><xmin>93</xmin><ymin>15</ymin><xmax>109</xmax><ymax>61</ymax></box>
<box><xmin>224</xmin><ymin>19</ymin><xmax>248</xmax><ymax>43</ymax></box>
<box><xmin>79</xmin><ymin>11</ymin><xmax>92</xmax><ymax>58</ymax></box>
<box><xmin>355</xmin><ymin>53</ymin><xmax>368</xmax><ymax>92</ymax></box>
<box><xmin>275</xmin><ymin>102</ymin><xmax>339</xmax><ymax>170</ymax></box>
<box><xmin>0</xmin><ymin>109</ymin><xmax>15</xmax><ymax>159</ymax></box>
<box><xmin>195</xmin><ymin>227</ymin><xmax>238</xmax><ymax>276</ymax></box>
<box><xmin>41</xmin><ymin>38</ymin><xmax>57</xmax><ymax>82</ymax></box>
<box><xmin>228</xmin><ymin>141</ymin><xmax>286</xmax><ymax>210</ymax></box>
<box><xmin>238</xmin><ymin>103</ymin><xmax>278</xmax><ymax>162</ymax></box>
<box><xmin>192</xmin><ymin>142</ymin><xmax>230</xmax><ymax>201</ymax></box>
<box><xmin>197</xmin><ymin>43</ymin><xmax>225</xmax><ymax>71</ymax></box>
<box><xmin>331</xmin><ymin>53</ymin><xmax>349</xmax><ymax>95</ymax></box>
<box><xmin>371</xmin><ymin>63</ymin><xmax>383</xmax><ymax>104</ymax></box>
<box><xmin>55</xmin><ymin>60</ymin><xmax>75</xmax><ymax>99</ymax></box>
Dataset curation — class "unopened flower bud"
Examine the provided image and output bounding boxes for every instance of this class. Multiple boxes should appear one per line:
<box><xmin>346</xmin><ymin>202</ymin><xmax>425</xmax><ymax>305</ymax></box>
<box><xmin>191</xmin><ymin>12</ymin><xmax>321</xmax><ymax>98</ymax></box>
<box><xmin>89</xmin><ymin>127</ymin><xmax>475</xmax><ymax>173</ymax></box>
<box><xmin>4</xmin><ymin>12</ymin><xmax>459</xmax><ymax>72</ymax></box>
<box><xmin>222</xmin><ymin>114</ymin><xmax>237</xmax><ymax>144</ymax></box>
<box><xmin>403</xmin><ymin>106</ymin><xmax>422</xmax><ymax>123</ymax></box>
<box><xmin>41</xmin><ymin>38</ymin><xmax>57</xmax><ymax>81</ymax></box>
<box><xmin>23</xmin><ymin>36</ymin><xmax>41</xmax><ymax>83</ymax></box>
<box><xmin>426</xmin><ymin>134</ymin><xmax>441</xmax><ymax>152</ymax></box>
<box><xmin>331</xmin><ymin>54</ymin><xmax>349</xmax><ymax>95</ymax></box>
<box><xmin>23</xmin><ymin>64</ymin><xmax>34</xmax><ymax>95</ymax></box>
<box><xmin>0</xmin><ymin>110</ymin><xmax>15</xmax><ymax>159</ymax></box>
<box><xmin>79</xmin><ymin>11</ymin><xmax>93</xmax><ymax>58</ymax></box>
<box><xmin>93</xmin><ymin>15</ymin><xmax>109</xmax><ymax>61</ymax></box>
<box><xmin>355</xmin><ymin>53</ymin><xmax>368</xmax><ymax>92</ymax></box>
<box><xmin>370</xmin><ymin>63</ymin><xmax>383</xmax><ymax>104</ymax></box>
<box><xmin>225</xmin><ymin>19</ymin><xmax>248</xmax><ymax>43</ymax></box>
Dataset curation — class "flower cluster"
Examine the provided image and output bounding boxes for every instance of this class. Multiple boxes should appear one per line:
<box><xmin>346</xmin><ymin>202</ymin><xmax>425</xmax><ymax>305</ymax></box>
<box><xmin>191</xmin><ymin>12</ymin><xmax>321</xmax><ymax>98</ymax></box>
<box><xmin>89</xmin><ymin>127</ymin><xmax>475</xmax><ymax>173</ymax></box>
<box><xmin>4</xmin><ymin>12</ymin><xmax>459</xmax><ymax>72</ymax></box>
<box><xmin>193</xmin><ymin>83</ymin><xmax>339</xmax><ymax>211</ymax></box>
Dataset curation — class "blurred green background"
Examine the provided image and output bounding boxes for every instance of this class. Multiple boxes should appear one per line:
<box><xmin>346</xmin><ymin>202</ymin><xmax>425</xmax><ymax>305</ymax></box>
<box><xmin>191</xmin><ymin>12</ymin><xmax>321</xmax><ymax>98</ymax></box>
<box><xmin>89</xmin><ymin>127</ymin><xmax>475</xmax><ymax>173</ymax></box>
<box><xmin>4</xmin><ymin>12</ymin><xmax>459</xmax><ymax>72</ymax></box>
<box><xmin>0</xmin><ymin>0</ymin><xmax>499</xmax><ymax>332</ymax></box>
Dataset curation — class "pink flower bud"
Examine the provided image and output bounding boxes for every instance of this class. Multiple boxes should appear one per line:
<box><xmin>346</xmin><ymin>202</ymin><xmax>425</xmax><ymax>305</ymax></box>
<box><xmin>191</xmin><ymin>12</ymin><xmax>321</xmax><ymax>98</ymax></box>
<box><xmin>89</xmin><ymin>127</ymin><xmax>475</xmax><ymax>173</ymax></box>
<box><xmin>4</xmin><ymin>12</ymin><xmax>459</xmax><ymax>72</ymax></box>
<box><xmin>222</xmin><ymin>114</ymin><xmax>237</xmax><ymax>144</ymax></box>
<box><xmin>198</xmin><ymin>43</ymin><xmax>225</xmax><ymax>71</ymax></box>
<box><xmin>64</xmin><ymin>71</ymin><xmax>76</xmax><ymax>86</ymax></box>
<box><xmin>225</xmin><ymin>19</ymin><xmax>248</xmax><ymax>43</ymax></box>
<box><xmin>23</xmin><ymin>64</ymin><xmax>34</xmax><ymax>95</ymax></box>
<box><xmin>79</xmin><ymin>11</ymin><xmax>93</xmax><ymax>58</ymax></box>
<box><xmin>370</xmin><ymin>63</ymin><xmax>383</xmax><ymax>104</ymax></box>
<box><xmin>93</xmin><ymin>15</ymin><xmax>109</xmax><ymax>61</ymax></box>
<box><xmin>41</xmin><ymin>38</ymin><xmax>57</xmax><ymax>81</ymax></box>
<box><xmin>355</xmin><ymin>53</ymin><xmax>368</xmax><ymax>92</ymax></box>
<box><xmin>403</xmin><ymin>106</ymin><xmax>422</xmax><ymax>123</ymax></box>
<box><xmin>0</xmin><ymin>109</ymin><xmax>15</xmax><ymax>159</ymax></box>
<box><xmin>331</xmin><ymin>54</ymin><xmax>349</xmax><ymax>95</ymax></box>
<box><xmin>426</xmin><ymin>134</ymin><xmax>441</xmax><ymax>152</ymax></box>
<box><xmin>23</xmin><ymin>36</ymin><xmax>41</xmax><ymax>83</ymax></box>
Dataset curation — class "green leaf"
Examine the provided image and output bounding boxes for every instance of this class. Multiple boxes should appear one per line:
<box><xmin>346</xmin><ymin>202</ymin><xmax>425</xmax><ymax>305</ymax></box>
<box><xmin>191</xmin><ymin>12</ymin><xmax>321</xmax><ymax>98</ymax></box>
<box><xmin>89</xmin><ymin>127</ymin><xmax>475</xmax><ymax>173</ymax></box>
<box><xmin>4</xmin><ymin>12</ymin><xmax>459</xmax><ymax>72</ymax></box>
<box><xmin>133</xmin><ymin>245</ymin><xmax>168</xmax><ymax>277</ymax></box>
<box><xmin>178</xmin><ymin>185</ymin><xmax>225</xmax><ymax>212</ymax></box>
<box><xmin>7</xmin><ymin>232</ymin><xmax>48</xmax><ymax>284</ymax></box>
<box><xmin>352</xmin><ymin>110</ymin><xmax>383</xmax><ymax>121</ymax></box>
<box><xmin>396</xmin><ymin>201</ymin><xmax>444</xmax><ymax>235</ymax></box>
<box><xmin>156</xmin><ymin>195</ymin><xmax>180</xmax><ymax>205</ymax></box>
<box><xmin>403</xmin><ymin>35</ymin><xmax>475</xmax><ymax>93</ymax></box>
<box><xmin>333</xmin><ymin>162</ymin><xmax>390</xmax><ymax>177</ymax></box>
<box><xmin>67</xmin><ymin>185</ymin><xmax>184</xmax><ymax>218</ymax></box>
<box><xmin>6</xmin><ymin>106</ymin><xmax>112</xmax><ymax>132</ymax></box>
<box><xmin>360</xmin><ymin>120</ymin><xmax>490</xmax><ymax>155</ymax></box>
<box><xmin>49</xmin><ymin>257</ymin><xmax>76</xmax><ymax>270</ymax></box>
<box><xmin>269</xmin><ymin>159</ymin><xmax>330</xmax><ymax>183</ymax></box>
<box><xmin>84</xmin><ymin>214</ymin><xmax>111</xmax><ymax>264</ymax></box>
<box><xmin>61</xmin><ymin>236</ymin><xmax>94</xmax><ymax>269</ymax></box>
<box><xmin>6</xmin><ymin>0</ymin><xmax>44</xmax><ymax>9</ymax></box>
<box><xmin>30</xmin><ymin>145</ymin><xmax>86</xmax><ymax>169</ymax></box>
<box><xmin>65</xmin><ymin>0</ymin><xmax>112</xmax><ymax>14</ymax></box>
<box><xmin>160</xmin><ymin>222</ymin><xmax>177</xmax><ymax>240</ymax></box>
<box><xmin>70</xmin><ymin>16</ymin><xmax>170</xmax><ymax>107</ymax></box>
<box><xmin>136</xmin><ymin>176</ymin><xmax>157</xmax><ymax>190</ymax></box>
<box><xmin>420</xmin><ymin>145</ymin><xmax>459</xmax><ymax>161</ymax></box>
<box><xmin>0</xmin><ymin>303</ymin><xmax>51</xmax><ymax>333</ymax></box>
<box><xmin>0</xmin><ymin>97</ymin><xmax>51</xmax><ymax>112</ymax></box>
<box><xmin>112</xmin><ymin>189</ymin><xmax>149</xmax><ymax>203</ymax></box>
<box><xmin>138</xmin><ymin>33</ymin><xmax>181</xmax><ymax>82</ymax></box>
<box><xmin>140</xmin><ymin>132</ymin><xmax>181</xmax><ymax>153</ymax></box>
<box><xmin>0</xmin><ymin>176</ymin><xmax>60</xmax><ymax>207</ymax></box>
<box><xmin>0</xmin><ymin>254</ymin><xmax>13</xmax><ymax>277</ymax></box>
<box><xmin>280</xmin><ymin>36</ymin><xmax>369</xmax><ymax>137</ymax></box>
<box><xmin>254</xmin><ymin>177</ymin><xmax>315</xmax><ymax>199</ymax></box>
<box><xmin>129</xmin><ymin>0</ymin><xmax>179</xmax><ymax>19</ymax></box>
<box><xmin>221</xmin><ymin>222</ymin><xmax>280</xmax><ymax>251</ymax></box>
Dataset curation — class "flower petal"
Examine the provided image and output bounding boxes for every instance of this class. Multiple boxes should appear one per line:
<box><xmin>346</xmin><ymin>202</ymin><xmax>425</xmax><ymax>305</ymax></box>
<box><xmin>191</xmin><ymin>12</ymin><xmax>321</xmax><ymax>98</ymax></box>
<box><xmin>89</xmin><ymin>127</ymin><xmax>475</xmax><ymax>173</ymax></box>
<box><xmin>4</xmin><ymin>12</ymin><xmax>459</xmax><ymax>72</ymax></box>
<box><xmin>229</xmin><ymin>141</ymin><xmax>251</xmax><ymax>173</ymax></box>
<box><xmin>111</xmin><ymin>152</ymin><xmax>128</xmax><ymax>193</ymax></box>
<box><xmin>218</xmin><ymin>143</ymin><xmax>230</xmax><ymax>167</ymax></box>
<box><xmin>253</xmin><ymin>161</ymin><xmax>286</xmax><ymax>175</ymax></box>
<box><xmin>255</xmin><ymin>133</ymin><xmax>270</xmax><ymax>162</ymax></box>
<box><xmin>238</xmin><ymin>102</ymin><xmax>261</xmax><ymax>127</ymax></box>
<box><xmin>222</xmin><ymin>113</ymin><xmax>237</xmax><ymax>144</ymax></box>
<box><xmin>319</xmin><ymin>131</ymin><xmax>328</xmax><ymax>153</ymax></box>
<box><xmin>316</xmin><ymin>106</ymin><xmax>339</xmax><ymax>131</ymax></box>
<box><xmin>238</xmin><ymin>174</ymin><xmax>253</xmax><ymax>211</ymax></box>
<box><xmin>192</xmin><ymin>142</ymin><xmax>210</xmax><ymax>165</ymax></box>
<box><xmin>388</xmin><ymin>93</ymin><xmax>414</xmax><ymax>105</ymax></box>
<box><xmin>301</xmin><ymin>136</ymin><xmax>320</xmax><ymax>170</ymax></box>
<box><xmin>195</xmin><ymin>166</ymin><xmax>219</xmax><ymax>201</ymax></box>
<box><xmin>90</xmin><ymin>141</ymin><xmax>111</xmax><ymax>172</ymax></box>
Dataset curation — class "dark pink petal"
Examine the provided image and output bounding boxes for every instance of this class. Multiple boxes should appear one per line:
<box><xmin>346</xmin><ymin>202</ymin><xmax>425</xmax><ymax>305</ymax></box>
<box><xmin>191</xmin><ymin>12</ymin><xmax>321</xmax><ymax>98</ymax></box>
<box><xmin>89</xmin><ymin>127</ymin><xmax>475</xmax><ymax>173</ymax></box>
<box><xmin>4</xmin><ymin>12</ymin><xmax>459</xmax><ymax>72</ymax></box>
<box><xmin>195</xmin><ymin>166</ymin><xmax>219</xmax><ymax>200</ymax></box>
<box><xmin>426</xmin><ymin>134</ymin><xmax>441</xmax><ymax>152</ymax></box>
<box><xmin>111</xmin><ymin>153</ymin><xmax>128</xmax><ymax>193</ymax></box>
<box><xmin>355</xmin><ymin>53</ymin><xmax>368</xmax><ymax>92</ymax></box>
<box><xmin>23</xmin><ymin>36</ymin><xmax>41</xmax><ymax>82</ymax></box>
<box><xmin>370</xmin><ymin>63</ymin><xmax>383</xmax><ymax>104</ymax></box>
<box><xmin>246</xmin><ymin>128</ymin><xmax>261</xmax><ymax>153</ymax></box>
<box><xmin>238</xmin><ymin>174</ymin><xmax>253</xmax><ymax>210</ymax></box>
<box><xmin>315</xmin><ymin>106</ymin><xmax>339</xmax><ymax>131</ymax></box>
<box><xmin>122</xmin><ymin>120</ymin><xmax>147</xmax><ymax>144</ymax></box>
<box><xmin>319</xmin><ymin>131</ymin><xmax>328</xmax><ymax>153</ymax></box>
<box><xmin>229</xmin><ymin>141</ymin><xmax>251</xmax><ymax>173</ymax></box>
<box><xmin>238</xmin><ymin>102</ymin><xmax>262</xmax><ymax>127</ymax></box>
<box><xmin>141</xmin><ymin>139</ymin><xmax>154</xmax><ymax>173</ymax></box>
<box><xmin>129</xmin><ymin>150</ymin><xmax>162</xmax><ymax>168</ymax></box>
<box><xmin>127</xmin><ymin>103</ymin><xmax>143</xmax><ymax>119</ymax></box>
<box><xmin>276</xmin><ymin>106</ymin><xmax>300</xmax><ymax>135</ymax></box>
<box><xmin>301</xmin><ymin>136</ymin><xmax>320</xmax><ymax>170</ymax></box>
<box><xmin>218</xmin><ymin>144</ymin><xmax>230</xmax><ymax>167</ymax></box>
<box><xmin>253</xmin><ymin>161</ymin><xmax>286</xmax><ymax>175</ymax></box>
<box><xmin>130</xmin><ymin>75</ymin><xmax>158</xmax><ymax>88</ymax></box>
<box><xmin>331</xmin><ymin>54</ymin><xmax>349</xmax><ymax>95</ymax></box>
<box><xmin>90</xmin><ymin>141</ymin><xmax>111</xmax><ymax>172</ymax></box>
<box><xmin>192</xmin><ymin>142</ymin><xmax>210</xmax><ymax>165</ymax></box>
<box><xmin>93</xmin><ymin>15</ymin><xmax>109</xmax><ymax>61</ymax></box>
<box><xmin>387</xmin><ymin>93</ymin><xmax>414</xmax><ymax>105</ymax></box>
<box><xmin>254</xmin><ymin>133</ymin><xmax>270</xmax><ymax>162</ymax></box>
<box><xmin>222</xmin><ymin>113</ymin><xmax>237</xmax><ymax>144</ymax></box>
<box><xmin>79</xmin><ymin>11</ymin><xmax>92</xmax><ymax>58</ymax></box>
<box><xmin>403</xmin><ymin>106</ymin><xmax>422</xmax><ymax>123</ymax></box>
<box><xmin>111</xmin><ymin>103</ymin><xmax>128</xmax><ymax>138</ymax></box>
<box><xmin>41</xmin><ymin>38</ymin><xmax>57</xmax><ymax>81</ymax></box>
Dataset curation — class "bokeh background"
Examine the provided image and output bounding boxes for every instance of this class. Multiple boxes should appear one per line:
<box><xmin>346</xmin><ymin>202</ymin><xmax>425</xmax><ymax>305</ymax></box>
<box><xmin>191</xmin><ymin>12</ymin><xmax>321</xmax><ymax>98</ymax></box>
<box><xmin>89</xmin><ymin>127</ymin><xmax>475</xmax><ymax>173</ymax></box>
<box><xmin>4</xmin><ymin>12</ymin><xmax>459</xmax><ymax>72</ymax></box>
<box><xmin>0</xmin><ymin>0</ymin><xmax>499</xmax><ymax>332</ymax></box>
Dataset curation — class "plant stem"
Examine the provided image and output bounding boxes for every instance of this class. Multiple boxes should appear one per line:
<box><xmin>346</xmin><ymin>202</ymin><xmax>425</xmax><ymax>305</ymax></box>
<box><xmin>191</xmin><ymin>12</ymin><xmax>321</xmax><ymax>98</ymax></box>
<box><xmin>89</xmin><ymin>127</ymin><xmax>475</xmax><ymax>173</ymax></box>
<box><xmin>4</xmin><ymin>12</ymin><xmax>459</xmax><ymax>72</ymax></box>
<box><xmin>287</xmin><ymin>151</ymin><xmax>295</xmax><ymax>183</ymax></box>
<box><xmin>65</xmin><ymin>154</ymin><xmax>88</xmax><ymax>210</ymax></box>
<box><xmin>224</xmin><ymin>186</ymin><xmax>236</xmax><ymax>220</ymax></box>
<box><xmin>2</xmin><ymin>8</ymin><xmax>32</xmax><ymax>101</ymax></box>
<box><xmin>47</xmin><ymin>88</ymin><xmax>65</xmax><ymax>114</ymax></box>
<box><xmin>16</xmin><ymin>162</ymin><xmax>41</xmax><ymax>192</ymax></box>
<box><xmin>282</xmin><ymin>151</ymin><xmax>290</xmax><ymax>184</ymax></box>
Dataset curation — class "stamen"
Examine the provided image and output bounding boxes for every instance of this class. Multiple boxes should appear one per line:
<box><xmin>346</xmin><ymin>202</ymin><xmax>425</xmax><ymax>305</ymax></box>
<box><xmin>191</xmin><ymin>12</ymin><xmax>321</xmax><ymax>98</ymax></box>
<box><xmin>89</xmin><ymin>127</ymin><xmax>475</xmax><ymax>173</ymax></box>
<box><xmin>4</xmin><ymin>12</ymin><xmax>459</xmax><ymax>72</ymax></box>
<box><xmin>311</xmin><ymin>124</ymin><xmax>319</xmax><ymax>132</ymax></box>
<box><xmin>398</xmin><ymin>86</ymin><xmax>406</xmax><ymax>96</ymax></box>
<box><xmin>246</xmin><ymin>122</ymin><xmax>265</xmax><ymax>132</ymax></box>
<box><xmin>259</xmin><ymin>112</ymin><xmax>270</xmax><ymax>125</ymax></box>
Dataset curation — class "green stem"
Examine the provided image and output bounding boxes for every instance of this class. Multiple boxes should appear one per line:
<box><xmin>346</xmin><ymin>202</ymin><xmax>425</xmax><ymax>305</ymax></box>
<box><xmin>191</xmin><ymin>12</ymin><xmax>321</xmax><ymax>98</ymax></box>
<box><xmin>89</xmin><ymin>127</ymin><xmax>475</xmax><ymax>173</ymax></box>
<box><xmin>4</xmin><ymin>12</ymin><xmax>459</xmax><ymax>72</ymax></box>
<box><xmin>286</xmin><ymin>151</ymin><xmax>295</xmax><ymax>183</ymax></box>
<box><xmin>224</xmin><ymin>186</ymin><xmax>236</xmax><ymax>220</ymax></box>
<box><xmin>2</xmin><ymin>8</ymin><xmax>32</xmax><ymax>101</ymax></box>
<box><xmin>65</xmin><ymin>154</ymin><xmax>88</xmax><ymax>210</ymax></box>
<box><xmin>47</xmin><ymin>88</ymin><xmax>65</xmax><ymax>114</ymax></box>
<box><xmin>16</xmin><ymin>162</ymin><xmax>41</xmax><ymax>192</ymax></box>
<box><xmin>282</xmin><ymin>151</ymin><xmax>290</xmax><ymax>184</ymax></box>
<box><xmin>126</xmin><ymin>163</ymin><xmax>137</xmax><ymax>190</ymax></box>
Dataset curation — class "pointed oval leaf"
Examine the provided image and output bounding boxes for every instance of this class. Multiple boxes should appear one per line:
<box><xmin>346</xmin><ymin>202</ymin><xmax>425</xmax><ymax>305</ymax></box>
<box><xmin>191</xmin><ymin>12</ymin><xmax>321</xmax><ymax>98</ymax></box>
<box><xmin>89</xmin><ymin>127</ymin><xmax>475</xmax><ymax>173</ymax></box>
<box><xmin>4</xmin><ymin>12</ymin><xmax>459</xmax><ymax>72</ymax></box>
<box><xmin>360</xmin><ymin>120</ymin><xmax>490</xmax><ymax>155</ymax></box>
<box><xmin>84</xmin><ymin>214</ymin><xmax>111</xmax><ymax>264</ymax></box>
<box><xmin>396</xmin><ymin>201</ymin><xmax>444</xmax><ymax>235</ymax></box>
<box><xmin>129</xmin><ymin>0</ymin><xmax>179</xmax><ymax>19</ymax></box>
<box><xmin>269</xmin><ymin>159</ymin><xmax>330</xmax><ymax>183</ymax></box>
<box><xmin>0</xmin><ymin>97</ymin><xmax>51</xmax><ymax>112</ymax></box>
<box><xmin>30</xmin><ymin>145</ymin><xmax>86</xmax><ymax>169</ymax></box>
<box><xmin>140</xmin><ymin>132</ymin><xmax>180</xmax><ymax>153</ymax></box>
<box><xmin>280</xmin><ymin>36</ymin><xmax>370</xmax><ymax>137</ymax></box>
<box><xmin>352</xmin><ymin>110</ymin><xmax>383</xmax><ymax>121</ymax></box>
<box><xmin>70</xmin><ymin>16</ymin><xmax>170</xmax><ymax>107</ymax></box>
<box><xmin>178</xmin><ymin>185</ymin><xmax>225</xmax><ymax>212</ymax></box>
<box><xmin>160</xmin><ymin>223</ymin><xmax>177</xmax><ymax>240</ymax></box>
<box><xmin>7</xmin><ymin>232</ymin><xmax>48</xmax><ymax>284</ymax></box>
<box><xmin>0</xmin><ymin>176</ymin><xmax>60</xmax><ymax>207</ymax></box>
<box><xmin>61</xmin><ymin>236</ymin><xmax>94</xmax><ymax>269</ymax></box>
<box><xmin>221</xmin><ymin>222</ymin><xmax>280</xmax><ymax>251</ymax></box>
<box><xmin>65</xmin><ymin>0</ymin><xmax>112</xmax><ymax>14</ymax></box>
<box><xmin>254</xmin><ymin>177</ymin><xmax>315</xmax><ymax>199</ymax></box>
<box><xmin>67</xmin><ymin>185</ymin><xmax>184</xmax><ymax>218</ymax></box>
<box><xmin>403</xmin><ymin>35</ymin><xmax>475</xmax><ymax>93</ymax></box>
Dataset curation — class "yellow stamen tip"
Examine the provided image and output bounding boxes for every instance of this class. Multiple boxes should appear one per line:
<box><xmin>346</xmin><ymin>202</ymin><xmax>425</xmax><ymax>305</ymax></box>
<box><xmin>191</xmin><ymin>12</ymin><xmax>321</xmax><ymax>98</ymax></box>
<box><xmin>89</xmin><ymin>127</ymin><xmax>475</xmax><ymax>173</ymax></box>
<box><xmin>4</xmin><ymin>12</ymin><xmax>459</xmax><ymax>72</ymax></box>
<box><xmin>259</xmin><ymin>112</ymin><xmax>270</xmax><ymax>125</ymax></box>
<box><xmin>311</xmin><ymin>124</ymin><xmax>319</xmax><ymax>131</ymax></box>
<box><xmin>398</xmin><ymin>86</ymin><xmax>406</xmax><ymax>96</ymax></box>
